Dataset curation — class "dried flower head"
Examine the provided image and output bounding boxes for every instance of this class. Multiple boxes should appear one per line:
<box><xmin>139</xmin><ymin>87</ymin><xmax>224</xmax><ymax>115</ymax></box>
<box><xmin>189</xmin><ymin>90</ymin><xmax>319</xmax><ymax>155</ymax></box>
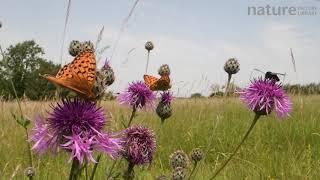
<box><xmin>30</xmin><ymin>98</ymin><xmax>122</xmax><ymax>164</ymax></box>
<box><xmin>158</xmin><ymin>64</ymin><xmax>171</xmax><ymax>76</ymax></box>
<box><xmin>172</xmin><ymin>167</ymin><xmax>186</xmax><ymax>180</ymax></box>
<box><xmin>240</xmin><ymin>78</ymin><xmax>292</xmax><ymax>118</ymax></box>
<box><xmin>145</xmin><ymin>41</ymin><xmax>154</xmax><ymax>51</ymax></box>
<box><xmin>170</xmin><ymin>150</ymin><xmax>189</xmax><ymax>169</ymax></box>
<box><xmin>122</xmin><ymin>126</ymin><xmax>156</xmax><ymax>166</ymax></box>
<box><xmin>224</xmin><ymin>58</ymin><xmax>240</xmax><ymax>75</ymax></box>
<box><xmin>190</xmin><ymin>148</ymin><xmax>203</xmax><ymax>162</ymax></box>
<box><xmin>68</xmin><ymin>40</ymin><xmax>83</xmax><ymax>57</ymax></box>
<box><xmin>117</xmin><ymin>81</ymin><xmax>156</xmax><ymax>109</ymax></box>
<box><xmin>24</xmin><ymin>167</ymin><xmax>35</xmax><ymax>178</ymax></box>
<box><xmin>82</xmin><ymin>40</ymin><xmax>95</xmax><ymax>52</ymax></box>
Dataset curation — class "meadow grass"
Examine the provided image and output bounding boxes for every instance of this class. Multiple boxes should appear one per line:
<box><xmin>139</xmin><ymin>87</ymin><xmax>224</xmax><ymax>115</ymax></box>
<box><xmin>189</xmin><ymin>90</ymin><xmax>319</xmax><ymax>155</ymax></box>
<box><xmin>0</xmin><ymin>95</ymin><xmax>320</xmax><ymax>179</ymax></box>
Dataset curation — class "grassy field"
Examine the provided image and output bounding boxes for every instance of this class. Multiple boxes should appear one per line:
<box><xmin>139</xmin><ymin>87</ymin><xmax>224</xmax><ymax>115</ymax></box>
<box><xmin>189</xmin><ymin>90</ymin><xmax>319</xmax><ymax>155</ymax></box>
<box><xmin>0</xmin><ymin>96</ymin><xmax>320</xmax><ymax>179</ymax></box>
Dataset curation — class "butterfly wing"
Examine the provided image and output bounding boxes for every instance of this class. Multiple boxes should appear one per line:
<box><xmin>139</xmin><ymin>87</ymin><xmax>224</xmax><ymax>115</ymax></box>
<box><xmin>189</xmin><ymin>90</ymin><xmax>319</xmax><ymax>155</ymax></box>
<box><xmin>46</xmin><ymin>50</ymin><xmax>96</xmax><ymax>98</ymax></box>
<box><xmin>156</xmin><ymin>75</ymin><xmax>171</xmax><ymax>91</ymax></box>
<box><xmin>143</xmin><ymin>74</ymin><xmax>171</xmax><ymax>91</ymax></box>
<box><xmin>143</xmin><ymin>75</ymin><xmax>159</xmax><ymax>91</ymax></box>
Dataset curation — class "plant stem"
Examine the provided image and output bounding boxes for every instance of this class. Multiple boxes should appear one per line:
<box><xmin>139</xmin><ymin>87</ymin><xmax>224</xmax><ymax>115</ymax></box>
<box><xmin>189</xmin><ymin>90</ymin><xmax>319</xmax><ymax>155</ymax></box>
<box><xmin>123</xmin><ymin>162</ymin><xmax>135</xmax><ymax>180</ymax></box>
<box><xmin>209</xmin><ymin>114</ymin><xmax>261</xmax><ymax>179</ymax></box>
<box><xmin>126</xmin><ymin>107</ymin><xmax>136</xmax><ymax>128</ymax></box>
<box><xmin>69</xmin><ymin>158</ymin><xmax>80</xmax><ymax>180</ymax></box>
<box><xmin>106</xmin><ymin>157</ymin><xmax>122</xmax><ymax>179</ymax></box>
<box><xmin>10</xmin><ymin>80</ymin><xmax>34</xmax><ymax>180</ymax></box>
<box><xmin>145</xmin><ymin>51</ymin><xmax>150</xmax><ymax>74</ymax></box>
<box><xmin>188</xmin><ymin>161</ymin><xmax>198</xmax><ymax>180</ymax></box>
<box><xmin>89</xmin><ymin>154</ymin><xmax>101</xmax><ymax>180</ymax></box>
<box><xmin>224</xmin><ymin>74</ymin><xmax>232</xmax><ymax>97</ymax></box>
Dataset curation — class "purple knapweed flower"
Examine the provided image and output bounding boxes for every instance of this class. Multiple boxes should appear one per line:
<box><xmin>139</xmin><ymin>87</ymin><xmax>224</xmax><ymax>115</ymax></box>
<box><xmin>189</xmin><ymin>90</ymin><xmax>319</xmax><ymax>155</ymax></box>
<box><xmin>117</xmin><ymin>81</ymin><xmax>156</xmax><ymax>109</ymax></box>
<box><xmin>240</xmin><ymin>78</ymin><xmax>292</xmax><ymax>118</ymax></box>
<box><xmin>122</xmin><ymin>126</ymin><xmax>156</xmax><ymax>165</ymax></box>
<box><xmin>30</xmin><ymin>98</ymin><xmax>122</xmax><ymax>164</ymax></box>
<box><xmin>159</xmin><ymin>91</ymin><xmax>174</xmax><ymax>104</ymax></box>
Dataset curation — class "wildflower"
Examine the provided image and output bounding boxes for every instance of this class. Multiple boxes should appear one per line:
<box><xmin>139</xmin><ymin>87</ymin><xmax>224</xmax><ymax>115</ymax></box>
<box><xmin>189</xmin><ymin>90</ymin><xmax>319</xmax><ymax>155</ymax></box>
<box><xmin>156</xmin><ymin>91</ymin><xmax>173</xmax><ymax>122</ymax></box>
<box><xmin>101</xmin><ymin>59</ymin><xmax>115</xmax><ymax>86</ymax></box>
<box><xmin>122</xmin><ymin>126</ymin><xmax>156</xmax><ymax>165</ymax></box>
<box><xmin>209</xmin><ymin>78</ymin><xmax>293</xmax><ymax>179</ymax></box>
<box><xmin>240</xmin><ymin>78</ymin><xmax>292</xmax><ymax>118</ymax></box>
<box><xmin>117</xmin><ymin>81</ymin><xmax>156</xmax><ymax>109</ymax></box>
<box><xmin>30</xmin><ymin>98</ymin><xmax>122</xmax><ymax>164</ymax></box>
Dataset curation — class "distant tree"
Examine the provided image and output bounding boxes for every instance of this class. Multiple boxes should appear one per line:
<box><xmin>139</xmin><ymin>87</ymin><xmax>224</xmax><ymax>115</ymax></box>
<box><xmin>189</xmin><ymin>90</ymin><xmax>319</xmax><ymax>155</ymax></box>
<box><xmin>190</xmin><ymin>93</ymin><xmax>203</xmax><ymax>98</ymax></box>
<box><xmin>209</xmin><ymin>83</ymin><xmax>224</xmax><ymax>97</ymax></box>
<box><xmin>0</xmin><ymin>40</ymin><xmax>60</xmax><ymax>100</ymax></box>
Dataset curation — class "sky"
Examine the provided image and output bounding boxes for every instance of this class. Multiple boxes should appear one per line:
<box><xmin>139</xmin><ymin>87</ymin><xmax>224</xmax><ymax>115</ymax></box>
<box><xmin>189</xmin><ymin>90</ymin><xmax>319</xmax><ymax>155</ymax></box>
<box><xmin>1</xmin><ymin>0</ymin><xmax>319</xmax><ymax>97</ymax></box>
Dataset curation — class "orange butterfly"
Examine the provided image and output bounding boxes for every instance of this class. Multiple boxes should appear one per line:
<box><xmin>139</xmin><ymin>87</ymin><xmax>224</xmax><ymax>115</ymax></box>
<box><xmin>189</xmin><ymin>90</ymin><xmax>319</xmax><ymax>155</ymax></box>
<box><xmin>45</xmin><ymin>50</ymin><xmax>96</xmax><ymax>99</ymax></box>
<box><xmin>143</xmin><ymin>74</ymin><xmax>171</xmax><ymax>91</ymax></box>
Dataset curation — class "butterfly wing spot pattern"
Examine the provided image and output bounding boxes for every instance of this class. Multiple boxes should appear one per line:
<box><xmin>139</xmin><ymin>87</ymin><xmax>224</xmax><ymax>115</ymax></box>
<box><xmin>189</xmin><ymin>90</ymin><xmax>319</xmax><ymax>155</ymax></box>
<box><xmin>143</xmin><ymin>74</ymin><xmax>171</xmax><ymax>91</ymax></box>
<box><xmin>46</xmin><ymin>50</ymin><xmax>96</xmax><ymax>99</ymax></box>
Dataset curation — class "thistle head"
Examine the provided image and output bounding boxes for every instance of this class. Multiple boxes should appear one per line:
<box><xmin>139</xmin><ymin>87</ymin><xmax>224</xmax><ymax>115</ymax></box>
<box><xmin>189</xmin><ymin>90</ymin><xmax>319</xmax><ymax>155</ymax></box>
<box><xmin>170</xmin><ymin>150</ymin><xmax>189</xmax><ymax>169</ymax></box>
<box><xmin>117</xmin><ymin>81</ymin><xmax>156</xmax><ymax>109</ymax></box>
<box><xmin>122</xmin><ymin>126</ymin><xmax>157</xmax><ymax>166</ymax></box>
<box><xmin>190</xmin><ymin>148</ymin><xmax>203</xmax><ymax>163</ymax></box>
<box><xmin>240</xmin><ymin>78</ymin><xmax>292</xmax><ymax>118</ymax></box>
<box><xmin>224</xmin><ymin>58</ymin><xmax>240</xmax><ymax>75</ymax></box>
<box><xmin>145</xmin><ymin>41</ymin><xmax>154</xmax><ymax>51</ymax></box>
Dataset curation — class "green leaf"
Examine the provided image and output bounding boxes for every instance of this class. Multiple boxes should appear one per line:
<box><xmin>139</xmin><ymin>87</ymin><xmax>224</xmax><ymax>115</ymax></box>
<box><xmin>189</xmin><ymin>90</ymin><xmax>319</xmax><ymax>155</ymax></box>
<box><xmin>11</xmin><ymin>112</ymin><xmax>31</xmax><ymax>128</ymax></box>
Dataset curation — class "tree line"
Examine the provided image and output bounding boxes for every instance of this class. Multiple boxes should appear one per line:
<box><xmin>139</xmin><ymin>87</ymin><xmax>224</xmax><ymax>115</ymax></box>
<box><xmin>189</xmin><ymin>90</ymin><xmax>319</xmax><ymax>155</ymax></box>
<box><xmin>0</xmin><ymin>40</ymin><xmax>60</xmax><ymax>100</ymax></box>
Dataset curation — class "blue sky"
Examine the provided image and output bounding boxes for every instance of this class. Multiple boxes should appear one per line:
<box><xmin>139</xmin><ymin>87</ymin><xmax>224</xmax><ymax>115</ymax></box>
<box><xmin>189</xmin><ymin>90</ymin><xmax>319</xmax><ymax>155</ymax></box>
<box><xmin>1</xmin><ymin>0</ymin><xmax>319</xmax><ymax>96</ymax></box>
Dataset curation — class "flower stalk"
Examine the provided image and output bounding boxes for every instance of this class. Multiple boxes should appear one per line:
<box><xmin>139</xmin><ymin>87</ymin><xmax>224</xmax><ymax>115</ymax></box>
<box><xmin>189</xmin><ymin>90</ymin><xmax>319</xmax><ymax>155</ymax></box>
<box><xmin>89</xmin><ymin>154</ymin><xmax>101</xmax><ymax>180</ymax></box>
<box><xmin>224</xmin><ymin>73</ymin><xmax>232</xmax><ymax>97</ymax></box>
<box><xmin>126</xmin><ymin>107</ymin><xmax>137</xmax><ymax>128</ymax></box>
<box><xmin>209</xmin><ymin>114</ymin><xmax>261</xmax><ymax>179</ymax></box>
<box><xmin>188</xmin><ymin>161</ymin><xmax>198</xmax><ymax>180</ymax></box>
<box><xmin>10</xmin><ymin>80</ymin><xmax>34</xmax><ymax>180</ymax></box>
<box><xmin>123</xmin><ymin>162</ymin><xmax>135</xmax><ymax>180</ymax></box>
<box><xmin>68</xmin><ymin>158</ymin><xmax>81</xmax><ymax>180</ymax></box>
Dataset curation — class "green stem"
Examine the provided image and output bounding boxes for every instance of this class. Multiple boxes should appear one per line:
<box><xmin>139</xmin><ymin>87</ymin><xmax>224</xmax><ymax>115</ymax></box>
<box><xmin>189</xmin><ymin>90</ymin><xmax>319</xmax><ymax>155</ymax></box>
<box><xmin>188</xmin><ymin>161</ymin><xmax>198</xmax><ymax>180</ymax></box>
<box><xmin>25</xmin><ymin>128</ymin><xmax>33</xmax><ymax>167</ymax></box>
<box><xmin>123</xmin><ymin>162</ymin><xmax>135</xmax><ymax>180</ymax></box>
<box><xmin>10</xmin><ymin>80</ymin><xmax>34</xmax><ymax>180</ymax></box>
<box><xmin>68</xmin><ymin>158</ymin><xmax>80</xmax><ymax>180</ymax></box>
<box><xmin>126</xmin><ymin>107</ymin><xmax>136</xmax><ymax>128</ymax></box>
<box><xmin>89</xmin><ymin>154</ymin><xmax>101</xmax><ymax>180</ymax></box>
<box><xmin>224</xmin><ymin>74</ymin><xmax>232</xmax><ymax>97</ymax></box>
<box><xmin>10</xmin><ymin>80</ymin><xmax>23</xmax><ymax>116</ymax></box>
<box><xmin>209</xmin><ymin>114</ymin><xmax>261</xmax><ymax>179</ymax></box>
<box><xmin>84</xmin><ymin>162</ymin><xmax>88</xmax><ymax>180</ymax></box>
<box><xmin>106</xmin><ymin>158</ymin><xmax>121</xmax><ymax>179</ymax></box>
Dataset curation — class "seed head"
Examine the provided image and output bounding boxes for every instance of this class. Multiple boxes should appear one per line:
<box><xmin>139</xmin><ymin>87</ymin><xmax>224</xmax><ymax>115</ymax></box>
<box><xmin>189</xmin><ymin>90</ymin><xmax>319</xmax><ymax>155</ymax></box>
<box><xmin>145</xmin><ymin>41</ymin><xmax>154</xmax><ymax>51</ymax></box>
